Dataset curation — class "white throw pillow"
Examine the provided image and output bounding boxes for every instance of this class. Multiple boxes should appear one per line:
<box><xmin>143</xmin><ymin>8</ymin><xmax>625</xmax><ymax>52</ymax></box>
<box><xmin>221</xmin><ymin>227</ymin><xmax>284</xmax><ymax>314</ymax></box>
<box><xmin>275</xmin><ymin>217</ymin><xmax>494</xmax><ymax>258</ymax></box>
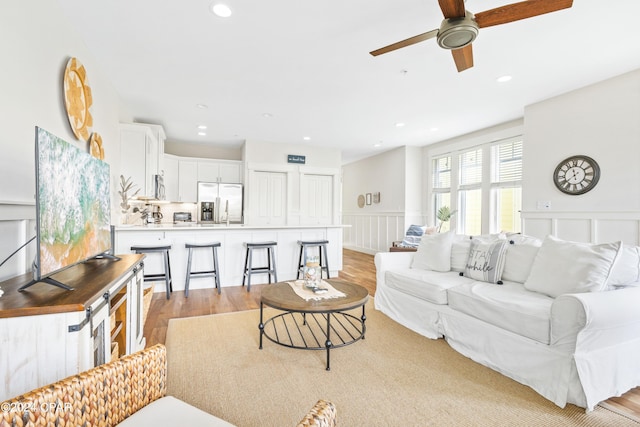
<box><xmin>451</xmin><ymin>233</ymin><xmax>507</xmax><ymax>271</ymax></box>
<box><xmin>608</xmin><ymin>244</ymin><xmax>640</xmax><ymax>288</ymax></box>
<box><xmin>463</xmin><ymin>239</ymin><xmax>508</xmax><ymax>284</ymax></box>
<box><xmin>411</xmin><ymin>231</ymin><xmax>454</xmax><ymax>272</ymax></box>
<box><xmin>524</xmin><ymin>235</ymin><xmax>622</xmax><ymax>298</ymax></box>
<box><xmin>501</xmin><ymin>234</ymin><xmax>543</xmax><ymax>284</ymax></box>
<box><xmin>450</xmin><ymin>235</ymin><xmax>471</xmax><ymax>272</ymax></box>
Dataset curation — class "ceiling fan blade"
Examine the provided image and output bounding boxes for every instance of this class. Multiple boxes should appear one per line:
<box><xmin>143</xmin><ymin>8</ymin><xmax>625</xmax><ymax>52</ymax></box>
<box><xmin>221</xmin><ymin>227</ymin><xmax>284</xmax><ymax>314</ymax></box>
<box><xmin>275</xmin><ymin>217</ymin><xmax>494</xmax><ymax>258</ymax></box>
<box><xmin>475</xmin><ymin>0</ymin><xmax>573</xmax><ymax>28</ymax></box>
<box><xmin>370</xmin><ymin>29</ymin><xmax>439</xmax><ymax>56</ymax></box>
<box><xmin>451</xmin><ymin>44</ymin><xmax>474</xmax><ymax>72</ymax></box>
<box><xmin>438</xmin><ymin>0</ymin><xmax>466</xmax><ymax>19</ymax></box>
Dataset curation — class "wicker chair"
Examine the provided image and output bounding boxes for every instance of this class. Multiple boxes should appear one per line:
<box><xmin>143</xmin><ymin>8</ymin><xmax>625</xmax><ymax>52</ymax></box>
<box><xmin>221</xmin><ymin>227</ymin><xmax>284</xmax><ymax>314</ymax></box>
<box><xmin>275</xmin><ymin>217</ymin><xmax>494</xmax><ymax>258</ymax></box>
<box><xmin>0</xmin><ymin>344</ymin><xmax>336</xmax><ymax>427</ymax></box>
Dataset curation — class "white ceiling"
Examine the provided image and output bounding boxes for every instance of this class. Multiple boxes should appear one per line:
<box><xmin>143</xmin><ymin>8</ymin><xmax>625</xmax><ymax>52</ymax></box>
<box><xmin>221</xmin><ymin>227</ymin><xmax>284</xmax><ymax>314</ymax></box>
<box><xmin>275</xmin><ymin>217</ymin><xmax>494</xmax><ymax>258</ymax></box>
<box><xmin>58</xmin><ymin>1</ymin><xmax>640</xmax><ymax>164</ymax></box>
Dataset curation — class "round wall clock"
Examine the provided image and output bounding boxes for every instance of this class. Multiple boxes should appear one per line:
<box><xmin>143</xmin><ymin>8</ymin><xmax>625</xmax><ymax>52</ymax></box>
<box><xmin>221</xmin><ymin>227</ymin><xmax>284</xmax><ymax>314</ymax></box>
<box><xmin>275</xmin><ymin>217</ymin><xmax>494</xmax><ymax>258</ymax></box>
<box><xmin>553</xmin><ymin>155</ymin><xmax>600</xmax><ymax>195</ymax></box>
<box><xmin>63</xmin><ymin>57</ymin><xmax>94</xmax><ymax>142</ymax></box>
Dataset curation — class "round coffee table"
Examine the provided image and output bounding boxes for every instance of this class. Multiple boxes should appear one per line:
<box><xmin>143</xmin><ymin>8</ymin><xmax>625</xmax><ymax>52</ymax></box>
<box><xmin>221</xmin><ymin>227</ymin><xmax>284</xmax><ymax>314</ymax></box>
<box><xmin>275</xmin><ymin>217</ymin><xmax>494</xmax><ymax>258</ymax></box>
<box><xmin>259</xmin><ymin>280</ymin><xmax>369</xmax><ymax>370</ymax></box>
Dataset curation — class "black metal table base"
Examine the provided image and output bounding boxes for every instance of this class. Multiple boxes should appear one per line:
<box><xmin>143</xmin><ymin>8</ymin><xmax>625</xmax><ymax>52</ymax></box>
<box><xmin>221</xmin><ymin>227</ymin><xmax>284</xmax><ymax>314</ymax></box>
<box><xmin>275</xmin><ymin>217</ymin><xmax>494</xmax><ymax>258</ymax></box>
<box><xmin>259</xmin><ymin>304</ymin><xmax>366</xmax><ymax>370</ymax></box>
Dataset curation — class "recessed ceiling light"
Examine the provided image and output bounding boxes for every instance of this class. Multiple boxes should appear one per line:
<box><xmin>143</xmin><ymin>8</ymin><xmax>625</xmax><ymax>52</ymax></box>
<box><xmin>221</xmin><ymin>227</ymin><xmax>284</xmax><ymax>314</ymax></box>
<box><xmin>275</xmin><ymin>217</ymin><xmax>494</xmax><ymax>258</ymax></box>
<box><xmin>395</xmin><ymin>122</ymin><xmax>405</xmax><ymax>128</ymax></box>
<box><xmin>303</xmin><ymin>136</ymin><xmax>311</xmax><ymax>141</ymax></box>
<box><xmin>430</xmin><ymin>127</ymin><xmax>439</xmax><ymax>132</ymax></box>
<box><xmin>262</xmin><ymin>113</ymin><xmax>273</xmax><ymax>118</ymax></box>
<box><xmin>211</xmin><ymin>3</ymin><xmax>232</xmax><ymax>18</ymax></box>
<box><xmin>196</xmin><ymin>103</ymin><xmax>208</xmax><ymax>109</ymax></box>
<box><xmin>198</xmin><ymin>132</ymin><xmax>206</xmax><ymax>136</ymax></box>
<box><xmin>197</xmin><ymin>125</ymin><xmax>207</xmax><ymax>130</ymax></box>
<box><xmin>496</xmin><ymin>75</ymin><xmax>512</xmax><ymax>83</ymax></box>
<box><xmin>373</xmin><ymin>142</ymin><xmax>383</xmax><ymax>148</ymax></box>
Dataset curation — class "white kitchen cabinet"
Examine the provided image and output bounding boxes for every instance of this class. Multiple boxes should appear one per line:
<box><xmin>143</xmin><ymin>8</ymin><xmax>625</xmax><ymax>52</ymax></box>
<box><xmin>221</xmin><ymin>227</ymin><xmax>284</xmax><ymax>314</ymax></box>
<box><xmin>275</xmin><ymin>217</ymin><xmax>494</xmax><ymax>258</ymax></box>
<box><xmin>178</xmin><ymin>160</ymin><xmax>198</xmax><ymax>202</ymax></box>
<box><xmin>146</xmin><ymin>124</ymin><xmax>166</xmax><ymax>175</ymax></box>
<box><xmin>197</xmin><ymin>159</ymin><xmax>242</xmax><ymax>183</ymax></box>
<box><xmin>163</xmin><ymin>154</ymin><xmax>179</xmax><ymax>201</ymax></box>
<box><xmin>249</xmin><ymin>171</ymin><xmax>287</xmax><ymax>225</ymax></box>
<box><xmin>119</xmin><ymin>123</ymin><xmax>166</xmax><ymax>198</ymax></box>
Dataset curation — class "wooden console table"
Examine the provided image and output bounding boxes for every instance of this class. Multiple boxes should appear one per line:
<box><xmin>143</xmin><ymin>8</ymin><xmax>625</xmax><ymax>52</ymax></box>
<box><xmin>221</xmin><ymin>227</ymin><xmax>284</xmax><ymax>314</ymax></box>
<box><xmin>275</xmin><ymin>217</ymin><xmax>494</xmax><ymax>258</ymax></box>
<box><xmin>0</xmin><ymin>254</ymin><xmax>145</xmax><ymax>401</ymax></box>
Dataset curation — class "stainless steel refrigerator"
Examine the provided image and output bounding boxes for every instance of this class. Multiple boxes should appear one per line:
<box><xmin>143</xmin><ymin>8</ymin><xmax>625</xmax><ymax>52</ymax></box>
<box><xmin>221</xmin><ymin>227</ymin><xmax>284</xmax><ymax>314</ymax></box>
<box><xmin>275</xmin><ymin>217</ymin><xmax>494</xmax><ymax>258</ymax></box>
<box><xmin>197</xmin><ymin>182</ymin><xmax>244</xmax><ymax>224</ymax></box>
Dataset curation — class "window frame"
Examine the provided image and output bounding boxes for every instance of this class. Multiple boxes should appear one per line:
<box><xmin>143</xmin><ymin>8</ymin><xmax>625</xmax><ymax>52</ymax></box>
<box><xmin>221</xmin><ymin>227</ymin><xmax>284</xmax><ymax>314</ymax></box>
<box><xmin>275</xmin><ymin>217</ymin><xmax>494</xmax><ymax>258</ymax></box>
<box><xmin>427</xmin><ymin>136</ymin><xmax>523</xmax><ymax>235</ymax></box>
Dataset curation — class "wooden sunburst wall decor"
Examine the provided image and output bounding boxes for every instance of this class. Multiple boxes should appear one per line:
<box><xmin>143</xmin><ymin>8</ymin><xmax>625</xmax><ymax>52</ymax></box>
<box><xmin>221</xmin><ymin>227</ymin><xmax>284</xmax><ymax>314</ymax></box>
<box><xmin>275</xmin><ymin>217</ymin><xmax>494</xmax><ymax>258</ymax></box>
<box><xmin>63</xmin><ymin>57</ymin><xmax>94</xmax><ymax>142</ymax></box>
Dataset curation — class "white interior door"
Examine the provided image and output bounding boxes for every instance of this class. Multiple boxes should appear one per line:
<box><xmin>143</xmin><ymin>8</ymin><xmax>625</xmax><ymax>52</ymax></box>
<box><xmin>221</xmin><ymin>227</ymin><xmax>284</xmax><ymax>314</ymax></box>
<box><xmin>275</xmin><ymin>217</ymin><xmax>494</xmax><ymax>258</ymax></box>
<box><xmin>300</xmin><ymin>174</ymin><xmax>332</xmax><ymax>225</ymax></box>
<box><xmin>251</xmin><ymin>171</ymin><xmax>286</xmax><ymax>225</ymax></box>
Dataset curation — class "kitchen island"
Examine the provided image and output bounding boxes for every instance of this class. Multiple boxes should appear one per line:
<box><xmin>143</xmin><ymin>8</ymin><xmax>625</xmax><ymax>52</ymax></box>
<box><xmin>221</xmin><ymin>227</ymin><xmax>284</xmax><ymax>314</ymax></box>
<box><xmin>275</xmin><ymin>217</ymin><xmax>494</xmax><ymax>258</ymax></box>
<box><xmin>114</xmin><ymin>224</ymin><xmax>348</xmax><ymax>293</ymax></box>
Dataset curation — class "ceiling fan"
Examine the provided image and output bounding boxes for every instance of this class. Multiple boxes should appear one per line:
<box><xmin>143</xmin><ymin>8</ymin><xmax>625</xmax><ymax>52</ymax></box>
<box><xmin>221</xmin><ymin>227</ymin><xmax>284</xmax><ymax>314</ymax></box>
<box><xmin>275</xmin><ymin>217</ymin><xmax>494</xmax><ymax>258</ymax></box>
<box><xmin>370</xmin><ymin>0</ymin><xmax>573</xmax><ymax>72</ymax></box>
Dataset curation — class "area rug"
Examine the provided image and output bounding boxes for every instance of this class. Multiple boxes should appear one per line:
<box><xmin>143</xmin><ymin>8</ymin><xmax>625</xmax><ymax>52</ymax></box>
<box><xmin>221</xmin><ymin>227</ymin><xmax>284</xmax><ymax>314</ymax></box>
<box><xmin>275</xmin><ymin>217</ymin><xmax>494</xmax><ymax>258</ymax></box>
<box><xmin>165</xmin><ymin>302</ymin><xmax>639</xmax><ymax>427</ymax></box>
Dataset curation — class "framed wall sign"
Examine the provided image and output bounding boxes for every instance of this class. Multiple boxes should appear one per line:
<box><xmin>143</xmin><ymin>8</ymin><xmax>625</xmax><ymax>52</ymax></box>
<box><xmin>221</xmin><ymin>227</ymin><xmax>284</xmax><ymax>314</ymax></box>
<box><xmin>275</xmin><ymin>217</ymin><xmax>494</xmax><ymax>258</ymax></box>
<box><xmin>287</xmin><ymin>154</ymin><xmax>306</xmax><ymax>164</ymax></box>
<box><xmin>366</xmin><ymin>193</ymin><xmax>372</xmax><ymax>205</ymax></box>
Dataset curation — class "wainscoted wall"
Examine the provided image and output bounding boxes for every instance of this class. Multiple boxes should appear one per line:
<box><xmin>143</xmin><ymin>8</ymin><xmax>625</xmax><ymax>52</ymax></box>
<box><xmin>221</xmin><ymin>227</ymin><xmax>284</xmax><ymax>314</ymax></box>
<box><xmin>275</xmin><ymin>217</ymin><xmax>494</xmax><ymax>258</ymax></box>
<box><xmin>522</xmin><ymin>211</ymin><xmax>640</xmax><ymax>246</ymax></box>
<box><xmin>342</xmin><ymin>211</ymin><xmax>425</xmax><ymax>254</ymax></box>
<box><xmin>0</xmin><ymin>203</ymin><xmax>36</xmax><ymax>281</ymax></box>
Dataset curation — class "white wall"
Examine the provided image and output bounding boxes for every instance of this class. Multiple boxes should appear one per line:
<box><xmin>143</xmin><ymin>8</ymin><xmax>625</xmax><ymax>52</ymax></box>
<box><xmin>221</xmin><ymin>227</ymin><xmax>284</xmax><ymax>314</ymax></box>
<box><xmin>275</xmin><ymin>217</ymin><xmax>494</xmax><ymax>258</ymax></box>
<box><xmin>0</xmin><ymin>1</ymin><xmax>124</xmax><ymax>278</ymax></box>
<box><xmin>342</xmin><ymin>68</ymin><xmax>640</xmax><ymax>254</ymax></box>
<box><xmin>165</xmin><ymin>140</ymin><xmax>242</xmax><ymax>161</ymax></box>
<box><xmin>342</xmin><ymin>146</ymin><xmax>423</xmax><ymax>254</ymax></box>
<box><xmin>522</xmin><ymin>69</ymin><xmax>640</xmax><ymax>244</ymax></box>
<box><xmin>243</xmin><ymin>140</ymin><xmax>342</xmax><ymax>225</ymax></box>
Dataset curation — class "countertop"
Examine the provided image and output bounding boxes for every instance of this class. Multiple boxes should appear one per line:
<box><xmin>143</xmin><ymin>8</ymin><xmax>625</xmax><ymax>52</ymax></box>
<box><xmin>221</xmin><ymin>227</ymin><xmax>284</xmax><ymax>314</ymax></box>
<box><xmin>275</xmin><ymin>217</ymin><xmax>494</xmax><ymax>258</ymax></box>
<box><xmin>115</xmin><ymin>223</ymin><xmax>350</xmax><ymax>231</ymax></box>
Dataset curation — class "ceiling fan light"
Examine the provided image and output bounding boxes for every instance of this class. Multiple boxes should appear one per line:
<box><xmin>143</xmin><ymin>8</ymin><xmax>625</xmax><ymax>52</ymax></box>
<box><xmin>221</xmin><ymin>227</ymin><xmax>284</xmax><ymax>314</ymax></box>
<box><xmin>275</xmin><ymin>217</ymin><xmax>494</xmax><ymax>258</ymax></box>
<box><xmin>437</xmin><ymin>14</ymin><xmax>479</xmax><ymax>50</ymax></box>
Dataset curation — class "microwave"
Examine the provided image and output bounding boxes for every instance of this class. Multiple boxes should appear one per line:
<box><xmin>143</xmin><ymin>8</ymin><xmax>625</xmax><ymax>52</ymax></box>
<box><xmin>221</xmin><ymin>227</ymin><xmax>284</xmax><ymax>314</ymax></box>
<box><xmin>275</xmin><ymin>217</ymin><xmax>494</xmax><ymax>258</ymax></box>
<box><xmin>173</xmin><ymin>212</ymin><xmax>192</xmax><ymax>222</ymax></box>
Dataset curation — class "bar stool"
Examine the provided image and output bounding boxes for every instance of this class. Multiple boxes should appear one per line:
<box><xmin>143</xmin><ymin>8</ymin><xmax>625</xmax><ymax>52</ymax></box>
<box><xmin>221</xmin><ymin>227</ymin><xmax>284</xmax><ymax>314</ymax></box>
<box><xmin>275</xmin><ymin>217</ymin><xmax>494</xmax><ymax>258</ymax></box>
<box><xmin>184</xmin><ymin>242</ymin><xmax>221</xmax><ymax>297</ymax></box>
<box><xmin>296</xmin><ymin>240</ymin><xmax>330</xmax><ymax>279</ymax></box>
<box><xmin>242</xmin><ymin>241</ymin><xmax>278</xmax><ymax>292</ymax></box>
<box><xmin>130</xmin><ymin>244</ymin><xmax>173</xmax><ymax>299</ymax></box>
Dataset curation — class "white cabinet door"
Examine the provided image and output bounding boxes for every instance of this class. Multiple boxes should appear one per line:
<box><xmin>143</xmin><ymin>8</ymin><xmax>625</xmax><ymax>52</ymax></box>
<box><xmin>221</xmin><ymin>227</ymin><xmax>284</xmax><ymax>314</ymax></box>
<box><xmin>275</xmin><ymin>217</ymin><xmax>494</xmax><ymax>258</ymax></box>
<box><xmin>126</xmin><ymin>266</ymin><xmax>145</xmax><ymax>354</ymax></box>
<box><xmin>300</xmin><ymin>174</ymin><xmax>333</xmax><ymax>225</ymax></box>
<box><xmin>163</xmin><ymin>155</ymin><xmax>179</xmax><ymax>201</ymax></box>
<box><xmin>197</xmin><ymin>160</ymin><xmax>243</xmax><ymax>183</ymax></box>
<box><xmin>119</xmin><ymin>126</ymin><xmax>147</xmax><ymax>197</ymax></box>
<box><xmin>178</xmin><ymin>160</ymin><xmax>198</xmax><ymax>202</ymax></box>
<box><xmin>197</xmin><ymin>161</ymin><xmax>220</xmax><ymax>182</ymax></box>
<box><xmin>145</xmin><ymin>133</ymin><xmax>159</xmax><ymax>196</ymax></box>
<box><xmin>119</xmin><ymin>123</ymin><xmax>165</xmax><ymax>198</ymax></box>
<box><xmin>219</xmin><ymin>162</ymin><xmax>242</xmax><ymax>183</ymax></box>
<box><xmin>251</xmin><ymin>171</ymin><xmax>286</xmax><ymax>225</ymax></box>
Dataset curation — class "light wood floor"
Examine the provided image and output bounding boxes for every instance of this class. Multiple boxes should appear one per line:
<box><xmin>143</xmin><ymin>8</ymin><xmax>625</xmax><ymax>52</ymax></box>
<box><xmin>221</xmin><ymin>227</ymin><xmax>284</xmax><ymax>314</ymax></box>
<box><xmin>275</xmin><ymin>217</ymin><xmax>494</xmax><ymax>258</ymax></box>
<box><xmin>143</xmin><ymin>248</ymin><xmax>640</xmax><ymax>418</ymax></box>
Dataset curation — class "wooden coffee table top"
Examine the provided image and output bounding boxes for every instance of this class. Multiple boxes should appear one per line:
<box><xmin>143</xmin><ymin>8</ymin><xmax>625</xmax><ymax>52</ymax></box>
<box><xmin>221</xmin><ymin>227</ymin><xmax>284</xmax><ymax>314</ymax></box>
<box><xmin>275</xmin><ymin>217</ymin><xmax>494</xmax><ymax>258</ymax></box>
<box><xmin>260</xmin><ymin>280</ymin><xmax>369</xmax><ymax>313</ymax></box>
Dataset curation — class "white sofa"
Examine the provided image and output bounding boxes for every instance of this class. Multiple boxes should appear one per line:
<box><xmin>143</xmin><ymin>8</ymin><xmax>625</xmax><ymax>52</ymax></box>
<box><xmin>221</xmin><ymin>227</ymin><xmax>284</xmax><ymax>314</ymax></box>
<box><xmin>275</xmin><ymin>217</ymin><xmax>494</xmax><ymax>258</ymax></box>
<box><xmin>374</xmin><ymin>232</ymin><xmax>640</xmax><ymax>411</ymax></box>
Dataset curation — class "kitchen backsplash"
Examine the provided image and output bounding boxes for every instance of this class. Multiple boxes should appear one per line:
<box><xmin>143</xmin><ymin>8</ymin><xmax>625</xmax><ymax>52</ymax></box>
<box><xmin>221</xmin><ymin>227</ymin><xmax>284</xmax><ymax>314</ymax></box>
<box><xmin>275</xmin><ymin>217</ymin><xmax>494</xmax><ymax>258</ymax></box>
<box><xmin>122</xmin><ymin>201</ymin><xmax>197</xmax><ymax>225</ymax></box>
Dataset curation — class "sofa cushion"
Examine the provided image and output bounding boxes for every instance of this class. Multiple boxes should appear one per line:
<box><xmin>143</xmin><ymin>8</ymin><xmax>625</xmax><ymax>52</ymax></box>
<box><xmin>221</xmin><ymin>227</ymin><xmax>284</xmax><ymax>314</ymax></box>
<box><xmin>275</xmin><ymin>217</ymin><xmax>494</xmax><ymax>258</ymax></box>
<box><xmin>447</xmin><ymin>280</ymin><xmax>555</xmax><ymax>344</ymax></box>
<box><xmin>524</xmin><ymin>235</ymin><xmax>621</xmax><ymax>298</ymax></box>
<box><xmin>463</xmin><ymin>239</ymin><xmax>508</xmax><ymax>284</ymax></box>
<box><xmin>411</xmin><ymin>231</ymin><xmax>453</xmax><ymax>272</ymax></box>
<box><xmin>117</xmin><ymin>396</ymin><xmax>236</xmax><ymax>426</ymax></box>
<box><xmin>608</xmin><ymin>244</ymin><xmax>640</xmax><ymax>288</ymax></box>
<box><xmin>385</xmin><ymin>269</ymin><xmax>474</xmax><ymax>305</ymax></box>
<box><xmin>501</xmin><ymin>235</ymin><xmax>542</xmax><ymax>284</ymax></box>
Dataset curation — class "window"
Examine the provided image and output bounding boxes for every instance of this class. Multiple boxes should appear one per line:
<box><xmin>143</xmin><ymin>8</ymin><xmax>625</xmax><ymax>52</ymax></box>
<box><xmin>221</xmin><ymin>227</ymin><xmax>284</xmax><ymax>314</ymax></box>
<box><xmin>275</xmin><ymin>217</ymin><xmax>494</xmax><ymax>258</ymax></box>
<box><xmin>429</xmin><ymin>137</ymin><xmax>523</xmax><ymax>235</ymax></box>
<box><xmin>491</xmin><ymin>140</ymin><xmax>522</xmax><ymax>233</ymax></box>
<box><xmin>458</xmin><ymin>149</ymin><xmax>483</xmax><ymax>235</ymax></box>
<box><xmin>433</xmin><ymin>156</ymin><xmax>452</xmax><ymax>232</ymax></box>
